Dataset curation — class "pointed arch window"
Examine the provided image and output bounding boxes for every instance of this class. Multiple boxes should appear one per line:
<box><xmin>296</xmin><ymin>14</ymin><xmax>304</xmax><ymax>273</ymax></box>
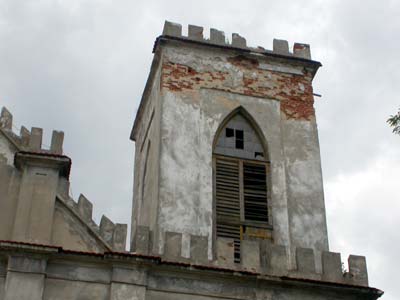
<box><xmin>213</xmin><ymin>110</ymin><xmax>271</xmax><ymax>262</ymax></box>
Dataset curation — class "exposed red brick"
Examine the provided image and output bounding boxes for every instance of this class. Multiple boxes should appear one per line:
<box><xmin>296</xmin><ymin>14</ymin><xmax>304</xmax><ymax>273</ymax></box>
<box><xmin>161</xmin><ymin>59</ymin><xmax>315</xmax><ymax>120</ymax></box>
<box><xmin>227</xmin><ymin>55</ymin><xmax>259</xmax><ymax>69</ymax></box>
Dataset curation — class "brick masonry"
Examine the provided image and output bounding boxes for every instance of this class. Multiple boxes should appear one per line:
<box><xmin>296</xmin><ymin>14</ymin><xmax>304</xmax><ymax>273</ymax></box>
<box><xmin>161</xmin><ymin>55</ymin><xmax>315</xmax><ymax>120</ymax></box>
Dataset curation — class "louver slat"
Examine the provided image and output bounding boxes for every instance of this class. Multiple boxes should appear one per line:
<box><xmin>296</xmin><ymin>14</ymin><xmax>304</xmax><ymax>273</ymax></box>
<box><xmin>215</xmin><ymin>158</ymin><xmax>241</xmax><ymax>262</ymax></box>
<box><xmin>243</xmin><ymin>163</ymin><xmax>268</xmax><ymax>222</ymax></box>
<box><xmin>216</xmin><ymin>223</ymin><xmax>241</xmax><ymax>263</ymax></box>
<box><xmin>216</xmin><ymin>158</ymin><xmax>240</xmax><ymax>221</ymax></box>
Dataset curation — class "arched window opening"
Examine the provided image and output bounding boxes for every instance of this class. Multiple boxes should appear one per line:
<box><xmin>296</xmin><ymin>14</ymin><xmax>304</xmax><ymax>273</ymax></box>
<box><xmin>213</xmin><ymin>111</ymin><xmax>270</xmax><ymax>263</ymax></box>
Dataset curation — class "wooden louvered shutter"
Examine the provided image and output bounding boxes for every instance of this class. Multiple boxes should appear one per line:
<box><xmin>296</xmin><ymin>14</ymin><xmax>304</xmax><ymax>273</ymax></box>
<box><xmin>243</xmin><ymin>162</ymin><xmax>268</xmax><ymax>222</ymax></box>
<box><xmin>215</xmin><ymin>158</ymin><xmax>241</xmax><ymax>262</ymax></box>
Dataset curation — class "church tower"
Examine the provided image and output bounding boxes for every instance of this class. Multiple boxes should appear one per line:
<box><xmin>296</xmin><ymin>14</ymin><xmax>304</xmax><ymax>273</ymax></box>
<box><xmin>0</xmin><ymin>20</ymin><xmax>382</xmax><ymax>300</ymax></box>
<box><xmin>131</xmin><ymin>20</ymin><xmax>337</xmax><ymax>274</ymax></box>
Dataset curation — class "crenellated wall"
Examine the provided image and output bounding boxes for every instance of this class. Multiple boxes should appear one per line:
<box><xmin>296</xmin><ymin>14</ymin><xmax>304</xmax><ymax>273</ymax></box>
<box><xmin>132</xmin><ymin>225</ymin><xmax>369</xmax><ymax>287</ymax></box>
<box><xmin>0</xmin><ymin>239</ymin><xmax>381</xmax><ymax>300</ymax></box>
<box><xmin>0</xmin><ymin>107</ymin><xmax>64</xmax><ymax>156</ymax></box>
<box><xmin>162</xmin><ymin>21</ymin><xmax>313</xmax><ymax>60</ymax></box>
<box><xmin>0</xmin><ymin>107</ymin><xmax>127</xmax><ymax>253</ymax></box>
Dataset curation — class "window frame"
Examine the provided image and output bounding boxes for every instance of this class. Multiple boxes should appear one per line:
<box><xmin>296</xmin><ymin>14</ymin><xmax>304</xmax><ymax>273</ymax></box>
<box><xmin>211</xmin><ymin>108</ymin><xmax>273</xmax><ymax>262</ymax></box>
<box><xmin>213</xmin><ymin>153</ymin><xmax>272</xmax><ymax>230</ymax></box>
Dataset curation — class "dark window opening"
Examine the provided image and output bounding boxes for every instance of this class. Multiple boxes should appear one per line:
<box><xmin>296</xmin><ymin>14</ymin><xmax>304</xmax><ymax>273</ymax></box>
<box><xmin>235</xmin><ymin>139</ymin><xmax>244</xmax><ymax>149</ymax></box>
<box><xmin>255</xmin><ymin>151</ymin><xmax>264</xmax><ymax>158</ymax></box>
<box><xmin>235</xmin><ymin>129</ymin><xmax>243</xmax><ymax>139</ymax></box>
<box><xmin>226</xmin><ymin>128</ymin><xmax>234</xmax><ymax>137</ymax></box>
<box><xmin>235</xmin><ymin>129</ymin><xmax>244</xmax><ymax>149</ymax></box>
<box><xmin>243</xmin><ymin>163</ymin><xmax>268</xmax><ymax>222</ymax></box>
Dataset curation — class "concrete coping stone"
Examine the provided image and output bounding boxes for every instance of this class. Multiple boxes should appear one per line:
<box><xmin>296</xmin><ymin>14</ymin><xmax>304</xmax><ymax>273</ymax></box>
<box><xmin>0</xmin><ymin>107</ymin><xmax>12</xmax><ymax>130</ymax></box>
<box><xmin>348</xmin><ymin>255</ymin><xmax>368</xmax><ymax>287</ymax></box>
<box><xmin>113</xmin><ymin>224</ymin><xmax>128</xmax><ymax>252</ymax></box>
<box><xmin>100</xmin><ymin>215</ymin><xmax>115</xmax><ymax>245</ymax></box>
<box><xmin>133</xmin><ymin>226</ymin><xmax>151</xmax><ymax>255</ymax></box>
<box><xmin>29</xmin><ymin>127</ymin><xmax>43</xmax><ymax>151</ymax></box>
<box><xmin>50</xmin><ymin>130</ymin><xmax>64</xmax><ymax>154</ymax></box>
<box><xmin>296</xmin><ymin>247</ymin><xmax>316</xmax><ymax>274</ymax></box>
<box><xmin>20</xmin><ymin>126</ymin><xmax>30</xmax><ymax>147</ymax></box>
<box><xmin>322</xmin><ymin>251</ymin><xmax>343</xmax><ymax>283</ymax></box>
<box><xmin>77</xmin><ymin>194</ymin><xmax>93</xmax><ymax>221</ymax></box>
<box><xmin>273</xmin><ymin>39</ymin><xmax>289</xmax><ymax>55</ymax></box>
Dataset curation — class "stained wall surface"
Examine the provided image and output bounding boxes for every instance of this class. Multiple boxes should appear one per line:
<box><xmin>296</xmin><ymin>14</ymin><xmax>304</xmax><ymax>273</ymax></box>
<box><xmin>131</xmin><ymin>63</ymin><xmax>163</xmax><ymax>251</ymax></box>
<box><xmin>0</xmin><ymin>253</ymin><xmax>377</xmax><ymax>300</ymax></box>
<box><xmin>141</xmin><ymin>41</ymin><xmax>329</xmax><ymax>260</ymax></box>
<box><xmin>51</xmin><ymin>201</ymin><xmax>107</xmax><ymax>252</ymax></box>
<box><xmin>0</xmin><ymin>134</ymin><xmax>16</xmax><ymax>165</ymax></box>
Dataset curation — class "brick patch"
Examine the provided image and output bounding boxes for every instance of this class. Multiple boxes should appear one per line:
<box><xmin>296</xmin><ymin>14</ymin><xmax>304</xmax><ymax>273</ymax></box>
<box><xmin>161</xmin><ymin>55</ymin><xmax>315</xmax><ymax>120</ymax></box>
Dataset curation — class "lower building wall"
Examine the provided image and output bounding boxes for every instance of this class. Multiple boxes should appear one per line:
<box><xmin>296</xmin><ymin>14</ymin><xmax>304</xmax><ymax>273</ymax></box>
<box><xmin>146</xmin><ymin>291</ymin><xmax>232</xmax><ymax>300</ymax></box>
<box><xmin>0</xmin><ymin>278</ymin><xmax>4</xmax><ymax>300</ymax></box>
<box><xmin>0</xmin><ymin>164</ymin><xmax>21</xmax><ymax>241</ymax></box>
<box><xmin>0</xmin><ymin>260</ymin><xmax>5</xmax><ymax>300</ymax></box>
<box><xmin>0</xmin><ymin>253</ymin><xmax>379</xmax><ymax>300</ymax></box>
<box><xmin>43</xmin><ymin>278</ymin><xmax>110</xmax><ymax>300</ymax></box>
<box><xmin>146</xmin><ymin>290</ymin><xmax>357</xmax><ymax>300</ymax></box>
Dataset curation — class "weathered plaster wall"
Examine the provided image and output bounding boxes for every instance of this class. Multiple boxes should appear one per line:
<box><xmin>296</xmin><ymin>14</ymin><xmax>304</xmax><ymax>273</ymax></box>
<box><xmin>0</xmin><ymin>261</ymin><xmax>5</xmax><ymax>300</ymax></box>
<box><xmin>155</xmin><ymin>42</ymin><xmax>327</xmax><ymax>259</ymax></box>
<box><xmin>43</xmin><ymin>279</ymin><xmax>109</xmax><ymax>300</ymax></box>
<box><xmin>282</xmin><ymin>118</ymin><xmax>329</xmax><ymax>265</ymax></box>
<box><xmin>0</xmin><ymin>134</ymin><xmax>17</xmax><ymax>165</ymax></box>
<box><xmin>51</xmin><ymin>202</ymin><xmax>106</xmax><ymax>252</ymax></box>
<box><xmin>131</xmin><ymin>65</ymin><xmax>162</xmax><ymax>251</ymax></box>
<box><xmin>0</xmin><ymin>252</ymin><xmax>376</xmax><ymax>300</ymax></box>
<box><xmin>0</xmin><ymin>164</ymin><xmax>20</xmax><ymax>241</ymax></box>
<box><xmin>146</xmin><ymin>272</ymin><xmax>361</xmax><ymax>300</ymax></box>
<box><xmin>158</xmin><ymin>88</ymin><xmax>290</xmax><ymax>255</ymax></box>
<box><xmin>0</xmin><ymin>278</ymin><xmax>4</xmax><ymax>300</ymax></box>
<box><xmin>12</xmin><ymin>166</ymin><xmax>59</xmax><ymax>244</ymax></box>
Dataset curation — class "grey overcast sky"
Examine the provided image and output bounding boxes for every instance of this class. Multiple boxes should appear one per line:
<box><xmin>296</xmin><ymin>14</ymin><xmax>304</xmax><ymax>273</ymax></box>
<box><xmin>1</xmin><ymin>0</ymin><xmax>399</xmax><ymax>298</ymax></box>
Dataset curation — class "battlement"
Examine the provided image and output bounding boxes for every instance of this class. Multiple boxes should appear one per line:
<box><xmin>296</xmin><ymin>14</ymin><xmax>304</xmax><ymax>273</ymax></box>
<box><xmin>0</xmin><ymin>106</ymin><xmax>127</xmax><ymax>252</ymax></box>
<box><xmin>161</xmin><ymin>21</ymin><xmax>312</xmax><ymax>60</ymax></box>
<box><xmin>57</xmin><ymin>183</ymin><xmax>128</xmax><ymax>252</ymax></box>
<box><xmin>133</xmin><ymin>226</ymin><xmax>369</xmax><ymax>287</ymax></box>
<box><xmin>0</xmin><ymin>107</ymin><xmax>64</xmax><ymax>155</ymax></box>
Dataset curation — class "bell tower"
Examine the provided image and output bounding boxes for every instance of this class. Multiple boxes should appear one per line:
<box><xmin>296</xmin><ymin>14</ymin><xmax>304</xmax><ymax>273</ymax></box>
<box><xmin>130</xmin><ymin>20</ymin><xmax>328</xmax><ymax>266</ymax></box>
<box><xmin>129</xmin><ymin>22</ymin><xmax>369</xmax><ymax>287</ymax></box>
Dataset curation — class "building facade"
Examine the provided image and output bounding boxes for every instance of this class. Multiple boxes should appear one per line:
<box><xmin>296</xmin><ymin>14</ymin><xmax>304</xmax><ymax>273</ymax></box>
<box><xmin>0</xmin><ymin>21</ymin><xmax>383</xmax><ymax>300</ymax></box>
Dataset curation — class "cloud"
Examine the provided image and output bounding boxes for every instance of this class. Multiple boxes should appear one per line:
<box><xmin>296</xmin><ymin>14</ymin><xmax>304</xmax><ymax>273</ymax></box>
<box><xmin>326</xmin><ymin>146</ymin><xmax>400</xmax><ymax>300</ymax></box>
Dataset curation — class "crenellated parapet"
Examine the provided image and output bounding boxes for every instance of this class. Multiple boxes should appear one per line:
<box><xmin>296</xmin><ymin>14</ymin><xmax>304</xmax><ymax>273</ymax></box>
<box><xmin>57</xmin><ymin>177</ymin><xmax>128</xmax><ymax>252</ymax></box>
<box><xmin>132</xmin><ymin>226</ymin><xmax>369</xmax><ymax>287</ymax></box>
<box><xmin>0</xmin><ymin>106</ymin><xmax>127</xmax><ymax>252</ymax></box>
<box><xmin>0</xmin><ymin>107</ymin><xmax>64</xmax><ymax>155</ymax></box>
<box><xmin>162</xmin><ymin>21</ymin><xmax>312</xmax><ymax>60</ymax></box>
<box><xmin>55</xmin><ymin>175</ymin><xmax>127</xmax><ymax>253</ymax></box>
